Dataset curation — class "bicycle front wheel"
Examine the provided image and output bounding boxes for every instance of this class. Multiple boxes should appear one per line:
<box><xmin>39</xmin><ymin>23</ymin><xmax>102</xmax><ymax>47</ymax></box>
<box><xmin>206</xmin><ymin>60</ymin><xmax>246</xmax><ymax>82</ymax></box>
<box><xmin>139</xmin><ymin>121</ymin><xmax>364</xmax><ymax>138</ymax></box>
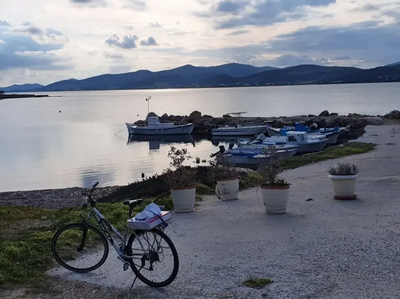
<box><xmin>51</xmin><ymin>223</ymin><xmax>109</xmax><ymax>273</ymax></box>
<box><xmin>127</xmin><ymin>229</ymin><xmax>179</xmax><ymax>287</ymax></box>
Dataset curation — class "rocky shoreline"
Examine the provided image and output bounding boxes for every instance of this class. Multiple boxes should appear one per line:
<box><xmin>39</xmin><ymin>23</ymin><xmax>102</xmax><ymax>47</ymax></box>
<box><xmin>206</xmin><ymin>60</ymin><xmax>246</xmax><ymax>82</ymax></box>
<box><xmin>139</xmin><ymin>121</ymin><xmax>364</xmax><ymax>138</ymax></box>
<box><xmin>0</xmin><ymin>186</ymin><xmax>120</xmax><ymax>209</ymax></box>
<box><xmin>0</xmin><ymin>93</ymin><xmax>49</xmax><ymax>100</ymax></box>
<box><xmin>137</xmin><ymin>109</ymin><xmax>400</xmax><ymax>140</ymax></box>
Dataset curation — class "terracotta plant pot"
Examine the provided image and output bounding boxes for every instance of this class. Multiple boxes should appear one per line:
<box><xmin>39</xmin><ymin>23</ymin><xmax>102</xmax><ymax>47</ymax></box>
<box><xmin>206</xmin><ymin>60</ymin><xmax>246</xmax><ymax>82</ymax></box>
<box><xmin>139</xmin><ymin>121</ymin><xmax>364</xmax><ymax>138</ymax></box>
<box><xmin>170</xmin><ymin>186</ymin><xmax>196</xmax><ymax>213</ymax></box>
<box><xmin>328</xmin><ymin>174</ymin><xmax>358</xmax><ymax>200</ymax></box>
<box><xmin>260</xmin><ymin>185</ymin><xmax>290</xmax><ymax>214</ymax></box>
<box><xmin>215</xmin><ymin>177</ymin><xmax>240</xmax><ymax>201</ymax></box>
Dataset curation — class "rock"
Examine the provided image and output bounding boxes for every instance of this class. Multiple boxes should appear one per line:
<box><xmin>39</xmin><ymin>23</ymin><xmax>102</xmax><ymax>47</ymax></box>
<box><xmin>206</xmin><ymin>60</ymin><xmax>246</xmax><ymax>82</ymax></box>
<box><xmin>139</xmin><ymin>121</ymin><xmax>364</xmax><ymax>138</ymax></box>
<box><xmin>330</xmin><ymin>112</ymin><xmax>338</xmax><ymax>116</ymax></box>
<box><xmin>383</xmin><ymin>110</ymin><xmax>400</xmax><ymax>119</ymax></box>
<box><xmin>272</xmin><ymin>119</ymin><xmax>294</xmax><ymax>128</ymax></box>
<box><xmin>189</xmin><ymin>110</ymin><xmax>202</xmax><ymax>119</ymax></box>
<box><xmin>319</xmin><ymin>110</ymin><xmax>330</xmax><ymax>117</ymax></box>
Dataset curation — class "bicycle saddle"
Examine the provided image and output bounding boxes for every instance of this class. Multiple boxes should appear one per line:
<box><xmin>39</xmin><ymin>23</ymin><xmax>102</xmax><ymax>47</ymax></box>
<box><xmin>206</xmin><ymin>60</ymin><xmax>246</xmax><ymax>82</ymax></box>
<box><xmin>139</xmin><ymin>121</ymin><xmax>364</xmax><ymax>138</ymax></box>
<box><xmin>123</xmin><ymin>199</ymin><xmax>144</xmax><ymax>208</ymax></box>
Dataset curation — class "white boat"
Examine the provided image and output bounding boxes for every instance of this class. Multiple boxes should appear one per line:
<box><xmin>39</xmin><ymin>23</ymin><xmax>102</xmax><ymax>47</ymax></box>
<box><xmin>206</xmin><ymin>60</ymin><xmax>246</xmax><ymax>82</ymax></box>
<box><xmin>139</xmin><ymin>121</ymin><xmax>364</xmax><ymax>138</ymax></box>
<box><xmin>126</xmin><ymin>116</ymin><xmax>194</xmax><ymax>135</ymax></box>
<box><xmin>211</xmin><ymin>111</ymin><xmax>267</xmax><ymax>136</ymax></box>
<box><xmin>212</xmin><ymin>124</ymin><xmax>267</xmax><ymax>136</ymax></box>
<box><xmin>263</xmin><ymin>131</ymin><xmax>329</xmax><ymax>153</ymax></box>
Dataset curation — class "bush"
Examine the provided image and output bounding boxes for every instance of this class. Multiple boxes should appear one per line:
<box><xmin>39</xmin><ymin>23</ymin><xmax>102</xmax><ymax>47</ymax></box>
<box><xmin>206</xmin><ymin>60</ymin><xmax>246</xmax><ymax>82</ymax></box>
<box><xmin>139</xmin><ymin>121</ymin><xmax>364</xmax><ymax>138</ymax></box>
<box><xmin>257</xmin><ymin>145</ymin><xmax>290</xmax><ymax>187</ymax></box>
<box><xmin>164</xmin><ymin>146</ymin><xmax>197</xmax><ymax>189</ymax></box>
<box><xmin>328</xmin><ymin>162</ymin><xmax>359</xmax><ymax>175</ymax></box>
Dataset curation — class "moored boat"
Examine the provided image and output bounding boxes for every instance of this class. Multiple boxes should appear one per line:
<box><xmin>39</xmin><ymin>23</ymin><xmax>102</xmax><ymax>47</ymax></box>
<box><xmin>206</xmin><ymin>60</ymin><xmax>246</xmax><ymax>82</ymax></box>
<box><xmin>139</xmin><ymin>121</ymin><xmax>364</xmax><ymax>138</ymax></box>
<box><xmin>126</xmin><ymin>116</ymin><xmax>194</xmax><ymax>135</ymax></box>
<box><xmin>211</xmin><ymin>111</ymin><xmax>267</xmax><ymax>136</ymax></box>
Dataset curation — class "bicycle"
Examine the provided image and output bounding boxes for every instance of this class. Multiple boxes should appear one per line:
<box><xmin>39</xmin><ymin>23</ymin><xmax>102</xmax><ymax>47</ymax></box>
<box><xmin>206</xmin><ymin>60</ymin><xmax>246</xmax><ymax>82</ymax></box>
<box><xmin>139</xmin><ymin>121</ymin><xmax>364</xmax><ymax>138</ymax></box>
<box><xmin>51</xmin><ymin>182</ymin><xmax>179</xmax><ymax>288</ymax></box>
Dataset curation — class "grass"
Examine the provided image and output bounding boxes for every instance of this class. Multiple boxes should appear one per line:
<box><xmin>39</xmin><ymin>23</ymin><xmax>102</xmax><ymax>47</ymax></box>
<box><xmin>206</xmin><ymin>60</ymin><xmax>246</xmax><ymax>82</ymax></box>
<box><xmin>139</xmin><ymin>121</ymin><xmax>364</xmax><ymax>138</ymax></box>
<box><xmin>241</xmin><ymin>278</ymin><xmax>274</xmax><ymax>289</ymax></box>
<box><xmin>281</xmin><ymin>142</ymin><xmax>375</xmax><ymax>170</ymax></box>
<box><xmin>0</xmin><ymin>141</ymin><xmax>376</xmax><ymax>287</ymax></box>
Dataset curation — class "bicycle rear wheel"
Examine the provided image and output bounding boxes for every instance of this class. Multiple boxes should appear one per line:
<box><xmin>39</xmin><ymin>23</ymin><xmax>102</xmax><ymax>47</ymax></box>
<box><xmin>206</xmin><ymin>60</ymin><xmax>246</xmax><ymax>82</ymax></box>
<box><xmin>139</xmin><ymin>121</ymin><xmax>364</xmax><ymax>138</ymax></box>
<box><xmin>127</xmin><ymin>229</ymin><xmax>179</xmax><ymax>287</ymax></box>
<box><xmin>51</xmin><ymin>223</ymin><xmax>109</xmax><ymax>273</ymax></box>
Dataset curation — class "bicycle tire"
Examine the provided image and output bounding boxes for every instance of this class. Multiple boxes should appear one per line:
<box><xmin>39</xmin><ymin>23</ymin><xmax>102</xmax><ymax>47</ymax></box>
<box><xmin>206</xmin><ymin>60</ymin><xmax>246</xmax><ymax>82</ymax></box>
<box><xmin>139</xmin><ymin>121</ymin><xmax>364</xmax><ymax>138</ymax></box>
<box><xmin>127</xmin><ymin>229</ymin><xmax>179</xmax><ymax>287</ymax></box>
<box><xmin>51</xmin><ymin>223</ymin><xmax>109</xmax><ymax>273</ymax></box>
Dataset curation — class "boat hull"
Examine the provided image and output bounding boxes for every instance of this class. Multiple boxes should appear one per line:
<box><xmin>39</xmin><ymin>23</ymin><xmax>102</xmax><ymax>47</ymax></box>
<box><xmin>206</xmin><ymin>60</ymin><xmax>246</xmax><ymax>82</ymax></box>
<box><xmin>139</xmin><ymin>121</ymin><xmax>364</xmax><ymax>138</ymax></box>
<box><xmin>212</xmin><ymin>126</ymin><xmax>266</xmax><ymax>136</ymax></box>
<box><xmin>126</xmin><ymin>123</ymin><xmax>194</xmax><ymax>135</ymax></box>
<box><xmin>297</xmin><ymin>139</ymin><xmax>328</xmax><ymax>153</ymax></box>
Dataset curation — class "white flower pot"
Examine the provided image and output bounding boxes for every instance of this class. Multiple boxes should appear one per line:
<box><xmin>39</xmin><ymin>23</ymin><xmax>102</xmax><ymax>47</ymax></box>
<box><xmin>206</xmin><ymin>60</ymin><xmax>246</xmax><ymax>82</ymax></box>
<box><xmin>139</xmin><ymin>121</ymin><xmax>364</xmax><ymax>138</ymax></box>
<box><xmin>170</xmin><ymin>186</ymin><xmax>196</xmax><ymax>213</ymax></box>
<box><xmin>328</xmin><ymin>174</ymin><xmax>358</xmax><ymax>199</ymax></box>
<box><xmin>215</xmin><ymin>178</ymin><xmax>240</xmax><ymax>201</ymax></box>
<box><xmin>260</xmin><ymin>185</ymin><xmax>290</xmax><ymax>214</ymax></box>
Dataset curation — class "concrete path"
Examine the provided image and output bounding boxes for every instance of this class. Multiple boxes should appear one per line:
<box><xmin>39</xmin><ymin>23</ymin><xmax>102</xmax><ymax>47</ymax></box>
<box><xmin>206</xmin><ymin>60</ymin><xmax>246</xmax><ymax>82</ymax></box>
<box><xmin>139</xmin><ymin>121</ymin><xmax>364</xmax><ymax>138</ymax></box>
<box><xmin>48</xmin><ymin>125</ymin><xmax>400</xmax><ymax>298</ymax></box>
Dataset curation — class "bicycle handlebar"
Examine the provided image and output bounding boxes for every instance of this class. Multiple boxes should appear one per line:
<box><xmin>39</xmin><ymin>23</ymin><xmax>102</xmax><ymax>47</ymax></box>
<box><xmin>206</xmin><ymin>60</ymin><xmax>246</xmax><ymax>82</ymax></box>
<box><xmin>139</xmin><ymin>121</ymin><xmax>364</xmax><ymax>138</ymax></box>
<box><xmin>90</xmin><ymin>182</ymin><xmax>99</xmax><ymax>194</ymax></box>
<box><xmin>82</xmin><ymin>182</ymin><xmax>99</xmax><ymax>208</ymax></box>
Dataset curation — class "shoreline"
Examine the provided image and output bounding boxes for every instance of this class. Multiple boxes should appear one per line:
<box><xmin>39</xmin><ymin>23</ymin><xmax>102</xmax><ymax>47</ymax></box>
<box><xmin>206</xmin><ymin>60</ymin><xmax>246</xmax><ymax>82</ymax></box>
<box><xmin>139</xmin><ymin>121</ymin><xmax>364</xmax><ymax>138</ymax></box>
<box><xmin>0</xmin><ymin>93</ymin><xmax>49</xmax><ymax>100</ymax></box>
<box><xmin>0</xmin><ymin>186</ymin><xmax>120</xmax><ymax>209</ymax></box>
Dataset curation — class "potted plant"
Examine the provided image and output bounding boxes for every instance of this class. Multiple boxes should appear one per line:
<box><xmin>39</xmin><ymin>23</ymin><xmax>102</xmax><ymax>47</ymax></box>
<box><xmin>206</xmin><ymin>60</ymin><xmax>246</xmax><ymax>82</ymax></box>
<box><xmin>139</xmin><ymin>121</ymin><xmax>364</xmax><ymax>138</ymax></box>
<box><xmin>209</xmin><ymin>154</ymin><xmax>240</xmax><ymax>201</ymax></box>
<box><xmin>164</xmin><ymin>146</ymin><xmax>197</xmax><ymax>212</ymax></box>
<box><xmin>257</xmin><ymin>146</ymin><xmax>290</xmax><ymax>214</ymax></box>
<box><xmin>328</xmin><ymin>162</ymin><xmax>359</xmax><ymax>200</ymax></box>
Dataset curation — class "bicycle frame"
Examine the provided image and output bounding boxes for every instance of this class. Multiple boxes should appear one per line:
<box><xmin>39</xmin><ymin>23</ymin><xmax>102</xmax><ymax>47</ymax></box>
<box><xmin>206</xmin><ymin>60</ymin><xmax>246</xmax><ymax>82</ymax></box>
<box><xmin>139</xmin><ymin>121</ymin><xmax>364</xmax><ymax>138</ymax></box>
<box><xmin>85</xmin><ymin>204</ymin><xmax>150</xmax><ymax>261</ymax></box>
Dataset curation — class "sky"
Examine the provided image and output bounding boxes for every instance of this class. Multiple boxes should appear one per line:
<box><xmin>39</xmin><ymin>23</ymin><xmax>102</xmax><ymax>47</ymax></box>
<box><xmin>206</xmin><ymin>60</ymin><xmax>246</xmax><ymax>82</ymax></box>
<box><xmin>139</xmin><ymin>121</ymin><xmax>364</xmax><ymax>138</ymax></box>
<box><xmin>0</xmin><ymin>0</ymin><xmax>399</xmax><ymax>86</ymax></box>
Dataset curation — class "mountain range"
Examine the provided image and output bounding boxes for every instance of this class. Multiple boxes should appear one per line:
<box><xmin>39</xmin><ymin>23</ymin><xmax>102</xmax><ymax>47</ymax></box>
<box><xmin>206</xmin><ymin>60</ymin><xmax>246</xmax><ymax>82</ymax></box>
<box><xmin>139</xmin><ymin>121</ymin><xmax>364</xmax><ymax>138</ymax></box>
<box><xmin>2</xmin><ymin>62</ymin><xmax>400</xmax><ymax>92</ymax></box>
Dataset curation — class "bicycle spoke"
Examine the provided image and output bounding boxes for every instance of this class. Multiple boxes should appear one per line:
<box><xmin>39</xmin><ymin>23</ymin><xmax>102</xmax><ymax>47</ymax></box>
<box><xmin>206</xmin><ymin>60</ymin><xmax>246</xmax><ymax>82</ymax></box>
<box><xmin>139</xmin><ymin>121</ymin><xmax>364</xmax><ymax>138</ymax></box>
<box><xmin>127</xmin><ymin>229</ymin><xmax>179</xmax><ymax>287</ymax></box>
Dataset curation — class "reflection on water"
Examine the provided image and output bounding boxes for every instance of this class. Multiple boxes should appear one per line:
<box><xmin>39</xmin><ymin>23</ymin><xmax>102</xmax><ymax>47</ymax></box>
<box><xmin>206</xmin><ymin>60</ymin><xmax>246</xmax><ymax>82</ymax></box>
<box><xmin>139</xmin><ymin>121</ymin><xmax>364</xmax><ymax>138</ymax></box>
<box><xmin>127</xmin><ymin>134</ymin><xmax>196</xmax><ymax>150</ymax></box>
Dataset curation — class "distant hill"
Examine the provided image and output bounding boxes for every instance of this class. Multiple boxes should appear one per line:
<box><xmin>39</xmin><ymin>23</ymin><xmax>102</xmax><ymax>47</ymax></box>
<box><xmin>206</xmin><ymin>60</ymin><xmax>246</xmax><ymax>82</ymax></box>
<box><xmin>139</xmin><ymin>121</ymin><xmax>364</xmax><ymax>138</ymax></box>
<box><xmin>0</xmin><ymin>83</ymin><xmax>43</xmax><ymax>92</ymax></box>
<box><xmin>386</xmin><ymin>62</ymin><xmax>400</xmax><ymax>67</ymax></box>
<box><xmin>3</xmin><ymin>63</ymin><xmax>400</xmax><ymax>92</ymax></box>
<box><xmin>38</xmin><ymin>63</ymin><xmax>277</xmax><ymax>91</ymax></box>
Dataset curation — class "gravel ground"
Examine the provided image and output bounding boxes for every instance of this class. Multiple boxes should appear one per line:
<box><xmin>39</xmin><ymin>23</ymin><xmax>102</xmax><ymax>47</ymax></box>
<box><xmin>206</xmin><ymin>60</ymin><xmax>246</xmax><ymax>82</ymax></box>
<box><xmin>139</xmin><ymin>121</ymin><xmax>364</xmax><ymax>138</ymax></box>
<box><xmin>0</xmin><ymin>186</ymin><xmax>120</xmax><ymax>209</ymax></box>
<box><xmin>3</xmin><ymin>125</ymin><xmax>400</xmax><ymax>298</ymax></box>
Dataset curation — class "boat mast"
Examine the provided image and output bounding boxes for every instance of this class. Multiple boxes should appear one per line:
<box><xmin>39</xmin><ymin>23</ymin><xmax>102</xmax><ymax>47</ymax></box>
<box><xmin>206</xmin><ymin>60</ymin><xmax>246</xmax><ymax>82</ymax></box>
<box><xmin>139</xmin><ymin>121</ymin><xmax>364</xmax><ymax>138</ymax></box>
<box><xmin>146</xmin><ymin>96</ymin><xmax>152</xmax><ymax>118</ymax></box>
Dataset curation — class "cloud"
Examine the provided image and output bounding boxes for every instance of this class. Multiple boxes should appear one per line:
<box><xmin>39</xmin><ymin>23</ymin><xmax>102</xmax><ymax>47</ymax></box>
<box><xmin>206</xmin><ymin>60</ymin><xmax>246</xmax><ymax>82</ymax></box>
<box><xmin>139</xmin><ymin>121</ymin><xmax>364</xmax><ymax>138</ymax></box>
<box><xmin>46</xmin><ymin>28</ymin><xmax>63</xmax><ymax>36</ymax></box>
<box><xmin>264</xmin><ymin>54</ymin><xmax>329</xmax><ymax>67</ymax></box>
<box><xmin>123</xmin><ymin>24</ymin><xmax>135</xmax><ymax>30</ymax></box>
<box><xmin>148</xmin><ymin>21</ymin><xmax>162</xmax><ymax>28</ymax></box>
<box><xmin>266</xmin><ymin>21</ymin><xmax>400</xmax><ymax>65</ymax></box>
<box><xmin>0</xmin><ymin>20</ymin><xmax>11</xmax><ymax>27</ymax></box>
<box><xmin>109</xmin><ymin>65</ymin><xmax>133</xmax><ymax>74</ymax></box>
<box><xmin>70</xmin><ymin>0</ymin><xmax>107</xmax><ymax>8</ymax></box>
<box><xmin>124</xmin><ymin>0</ymin><xmax>146</xmax><ymax>10</ymax></box>
<box><xmin>0</xmin><ymin>20</ymin><xmax>71</xmax><ymax>72</ymax></box>
<box><xmin>226</xmin><ymin>29</ymin><xmax>248</xmax><ymax>35</ymax></box>
<box><xmin>215</xmin><ymin>0</ymin><xmax>248</xmax><ymax>14</ymax></box>
<box><xmin>184</xmin><ymin>19</ymin><xmax>400</xmax><ymax>68</ymax></box>
<box><xmin>167</xmin><ymin>30</ymin><xmax>194</xmax><ymax>36</ymax></box>
<box><xmin>104</xmin><ymin>52</ymin><xmax>125</xmax><ymax>59</ymax></box>
<box><xmin>140</xmin><ymin>37</ymin><xmax>158</xmax><ymax>46</ymax></box>
<box><xmin>198</xmin><ymin>0</ymin><xmax>337</xmax><ymax>29</ymax></box>
<box><xmin>14</xmin><ymin>25</ymin><xmax>44</xmax><ymax>35</ymax></box>
<box><xmin>0</xmin><ymin>39</ymin><xmax>4</xmax><ymax>44</ymax></box>
<box><xmin>105</xmin><ymin>34</ymin><xmax>138</xmax><ymax>49</ymax></box>
<box><xmin>11</xmin><ymin>23</ymin><xmax>68</xmax><ymax>45</ymax></box>
<box><xmin>0</xmin><ymin>25</ymin><xmax>69</xmax><ymax>71</ymax></box>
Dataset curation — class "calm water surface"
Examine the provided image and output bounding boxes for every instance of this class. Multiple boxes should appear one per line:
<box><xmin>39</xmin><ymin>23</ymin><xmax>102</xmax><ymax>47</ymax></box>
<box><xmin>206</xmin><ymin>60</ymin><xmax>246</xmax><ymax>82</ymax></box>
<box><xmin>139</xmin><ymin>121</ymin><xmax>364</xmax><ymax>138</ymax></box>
<box><xmin>1</xmin><ymin>83</ymin><xmax>399</xmax><ymax>192</ymax></box>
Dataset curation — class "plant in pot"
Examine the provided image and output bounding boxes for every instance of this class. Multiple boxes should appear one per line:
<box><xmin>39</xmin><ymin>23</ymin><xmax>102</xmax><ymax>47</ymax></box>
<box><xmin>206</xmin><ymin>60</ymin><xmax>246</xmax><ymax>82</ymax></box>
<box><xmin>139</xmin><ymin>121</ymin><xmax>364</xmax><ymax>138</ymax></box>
<box><xmin>257</xmin><ymin>146</ymin><xmax>290</xmax><ymax>214</ymax></box>
<box><xmin>209</xmin><ymin>153</ymin><xmax>240</xmax><ymax>201</ymax></box>
<box><xmin>164</xmin><ymin>146</ymin><xmax>197</xmax><ymax>212</ymax></box>
<box><xmin>328</xmin><ymin>162</ymin><xmax>359</xmax><ymax>200</ymax></box>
